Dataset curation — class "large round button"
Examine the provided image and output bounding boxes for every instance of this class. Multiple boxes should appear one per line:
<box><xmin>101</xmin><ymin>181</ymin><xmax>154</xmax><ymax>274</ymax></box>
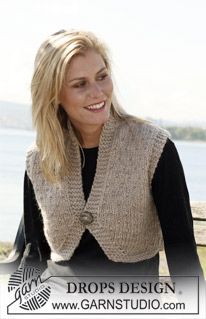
<box><xmin>79</xmin><ymin>211</ymin><xmax>94</xmax><ymax>225</ymax></box>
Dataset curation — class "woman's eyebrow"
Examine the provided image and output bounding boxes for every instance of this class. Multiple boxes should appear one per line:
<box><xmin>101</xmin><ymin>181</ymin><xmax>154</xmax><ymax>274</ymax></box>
<box><xmin>68</xmin><ymin>67</ymin><xmax>107</xmax><ymax>83</ymax></box>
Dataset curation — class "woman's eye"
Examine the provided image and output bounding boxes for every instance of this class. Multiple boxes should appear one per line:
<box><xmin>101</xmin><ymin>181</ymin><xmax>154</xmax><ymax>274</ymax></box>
<box><xmin>73</xmin><ymin>81</ymin><xmax>86</xmax><ymax>88</ymax></box>
<box><xmin>72</xmin><ymin>74</ymin><xmax>108</xmax><ymax>88</ymax></box>
<box><xmin>98</xmin><ymin>74</ymin><xmax>108</xmax><ymax>81</ymax></box>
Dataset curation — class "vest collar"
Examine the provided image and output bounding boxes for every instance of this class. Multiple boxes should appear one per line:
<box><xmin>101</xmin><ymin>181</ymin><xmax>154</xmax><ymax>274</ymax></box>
<box><xmin>65</xmin><ymin>114</ymin><xmax>122</xmax><ymax>214</ymax></box>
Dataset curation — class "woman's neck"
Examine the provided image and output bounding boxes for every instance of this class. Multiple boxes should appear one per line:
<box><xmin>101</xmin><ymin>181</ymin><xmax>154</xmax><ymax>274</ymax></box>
<box><xmin>73</xmin><ymin>124</ymin><xmax>103</xmax><ymax>148</ymax></box>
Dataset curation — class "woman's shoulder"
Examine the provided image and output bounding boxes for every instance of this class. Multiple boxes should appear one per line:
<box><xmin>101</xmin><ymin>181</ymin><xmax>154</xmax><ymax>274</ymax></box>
<box><xmin>25</xmin><ymin>143</ymin><xmax>41</xmax><ymax>177</ymax></box>
<box><xmin>26</xmin><ymin>142</ymin><xmax>40</xmax><ymax>160</ymax></box>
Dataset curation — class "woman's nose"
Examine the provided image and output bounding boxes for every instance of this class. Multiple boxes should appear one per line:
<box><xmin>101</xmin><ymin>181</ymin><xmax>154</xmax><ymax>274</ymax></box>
<box><xmin>88</xmin><ymin>82</ymin><xmax>103</xmax><ymax>98</ymax></box>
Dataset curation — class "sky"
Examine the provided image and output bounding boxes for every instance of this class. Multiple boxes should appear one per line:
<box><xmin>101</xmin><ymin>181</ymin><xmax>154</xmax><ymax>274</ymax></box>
<box><xmin>0</xmin><ymin>0</ymin><xmax>206</xmax><ymax>123</ymax></box>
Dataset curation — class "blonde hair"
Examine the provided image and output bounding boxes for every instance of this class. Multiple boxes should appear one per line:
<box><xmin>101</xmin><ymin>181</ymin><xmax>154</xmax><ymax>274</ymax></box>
<box><xmin>31</xmin><ymin>29</ymin><xmax>146</xmax><ymax>182</ymax></box>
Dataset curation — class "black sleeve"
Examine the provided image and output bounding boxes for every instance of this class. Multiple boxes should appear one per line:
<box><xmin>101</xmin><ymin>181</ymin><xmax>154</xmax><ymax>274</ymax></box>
<box><xmin>22</xmin><ymin>171</ymin><xmax>50</xmax><ymax>265</ymax></box>
<box><xmin>152</xmin><ymin>139</ymin><xmax>204</xmax><ymax>278</ymax></box>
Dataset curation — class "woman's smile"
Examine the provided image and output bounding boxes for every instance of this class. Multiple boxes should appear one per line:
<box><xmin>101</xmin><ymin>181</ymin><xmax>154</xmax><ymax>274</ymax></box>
<box><xmin>84</xmin><ymin>100</ymin><xmax>106</xmax><ymax>112</ymax></box>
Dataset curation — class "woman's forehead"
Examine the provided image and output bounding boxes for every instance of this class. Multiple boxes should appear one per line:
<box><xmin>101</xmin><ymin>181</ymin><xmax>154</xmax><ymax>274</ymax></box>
<box><xmin>65</xmin><ymin>50</ymin><xmax>107</xmax><ymax>80</ymax></box>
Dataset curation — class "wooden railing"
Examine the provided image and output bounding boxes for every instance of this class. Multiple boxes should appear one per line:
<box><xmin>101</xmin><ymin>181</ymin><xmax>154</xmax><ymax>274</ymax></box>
<box><xmin>159</xmin><ymin>201</ymin><xmax>206</xmax><ymax>277</ymax></box>
<box><xmin>191</xmin><ymin>201</ymin><xmax>206</xmax><ymax>247</ymax></box>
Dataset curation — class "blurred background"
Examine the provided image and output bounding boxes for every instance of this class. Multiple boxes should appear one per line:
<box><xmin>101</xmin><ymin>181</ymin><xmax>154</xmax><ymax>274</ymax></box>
<box><xmin>0</xmin><ymin>0</ymin><xmax>205</xmax><ymax>274</ymax></box>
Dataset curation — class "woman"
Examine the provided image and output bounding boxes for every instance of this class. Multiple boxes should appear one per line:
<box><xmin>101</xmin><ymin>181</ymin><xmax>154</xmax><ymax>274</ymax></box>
<box><xmin>23</xmin><ymin>29</ymin><xmax>203</xmax><ymax>282</ymax></box>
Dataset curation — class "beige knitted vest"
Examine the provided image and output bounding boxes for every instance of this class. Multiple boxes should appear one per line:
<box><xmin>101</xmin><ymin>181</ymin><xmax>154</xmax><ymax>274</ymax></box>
<box><xmin>26</xmin><ymin>115</ymin><xmax>170</xmax><ymax>263</ymax></box>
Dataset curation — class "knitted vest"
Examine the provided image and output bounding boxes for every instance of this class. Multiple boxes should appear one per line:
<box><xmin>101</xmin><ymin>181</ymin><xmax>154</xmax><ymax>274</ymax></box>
<box><xmin>26</xmin><ymin>115</ymin><xmax>170</xmax><ymax>263</ymax></box>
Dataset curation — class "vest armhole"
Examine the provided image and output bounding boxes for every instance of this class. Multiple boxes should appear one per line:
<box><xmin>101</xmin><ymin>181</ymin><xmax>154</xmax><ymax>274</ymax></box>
<box><xmin>25</xmin><ymin>145</ymin><xmax>39</xmax><ymax>183</ymax></box>
<box><xmin>148</xmin><ymin>128</ymin><xmax>170</xmax><ymax>186</ymax></box>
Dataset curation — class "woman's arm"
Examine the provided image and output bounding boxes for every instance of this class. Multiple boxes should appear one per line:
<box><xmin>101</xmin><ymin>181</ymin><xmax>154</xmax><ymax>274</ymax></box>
<box><xmin>22</xmin><ymin>171</ymin><xmax>50</xmax><ymax>266</ymax></box>
<box><xmin>152</xmin><ymin>139</ymin><xmax>204</xmax><ymax>278</ymax></box>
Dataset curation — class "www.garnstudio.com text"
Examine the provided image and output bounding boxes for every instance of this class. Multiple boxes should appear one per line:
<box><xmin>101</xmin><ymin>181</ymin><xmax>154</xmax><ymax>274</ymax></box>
<box><xmin>51</xmin><ymin>298</ymin><xmax>185</xmax><ymax>311</ymax></box>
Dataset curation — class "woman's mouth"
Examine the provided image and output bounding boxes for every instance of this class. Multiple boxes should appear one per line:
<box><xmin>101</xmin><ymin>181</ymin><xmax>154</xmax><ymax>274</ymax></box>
<box><xmin>84</xmin><ymin>101</ymin><xmax>105</xmax><ymax>112</ymax></box>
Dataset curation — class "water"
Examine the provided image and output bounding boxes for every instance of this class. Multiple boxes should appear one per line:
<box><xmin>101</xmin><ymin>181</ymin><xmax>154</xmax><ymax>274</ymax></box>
<box><xmin>0</xmin><ymin>128</ymin><xmax>206</xmax><ymax>242</ymax></box>
<box><xmin>175</xmin><ymin>140</ymin><xmax>206</xmax><ymax>202</ymax></box>
<box><xmin>0</xmin><ymin>128</ymin><xmax>36</xmax><ymax>242</ymax></box>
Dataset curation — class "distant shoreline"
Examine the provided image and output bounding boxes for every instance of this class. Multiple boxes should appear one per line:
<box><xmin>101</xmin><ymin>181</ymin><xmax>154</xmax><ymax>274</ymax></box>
<box><xmin>1</xmin><ymin>125</ymin><xmax>206</xmax><ymax>142</ymax></box>
<box><xmin>163</xmin><ymin>126</ymin><xmax>206</xmax><ymax>142</ymax></box>
<box><xmin>0</xmin><ymin>121</ymin><xmax>206</xmax><ymax>142</ymax></box>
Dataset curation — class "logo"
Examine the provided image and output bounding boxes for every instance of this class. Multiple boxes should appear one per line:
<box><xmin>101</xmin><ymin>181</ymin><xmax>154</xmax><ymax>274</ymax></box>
<box><xmin>8</xmin><ymin>265</ymin><xmax>51</xmax><ymax>311</ymax></box>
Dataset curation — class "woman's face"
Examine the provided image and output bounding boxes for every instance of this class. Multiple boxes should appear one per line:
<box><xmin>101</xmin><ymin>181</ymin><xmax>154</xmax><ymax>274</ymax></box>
<box><xmin>59</xmin><ymin>49</ymin><xmax>113</xmax><ymax>132</ymax></box>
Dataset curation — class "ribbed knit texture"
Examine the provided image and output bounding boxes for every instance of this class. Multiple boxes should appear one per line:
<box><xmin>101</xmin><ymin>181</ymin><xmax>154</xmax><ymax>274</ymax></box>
<box><xmin>26</xmin><ymin>115</ymin><xmax>170</xmax><ymax>262</ymax></box>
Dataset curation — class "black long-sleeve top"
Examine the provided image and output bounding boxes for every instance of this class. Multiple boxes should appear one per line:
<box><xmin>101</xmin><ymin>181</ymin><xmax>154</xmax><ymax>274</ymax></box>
<box><xmin>23</xmin><ymin>138</ymin><xmax>203</xmax><ymax>278</ymax></box>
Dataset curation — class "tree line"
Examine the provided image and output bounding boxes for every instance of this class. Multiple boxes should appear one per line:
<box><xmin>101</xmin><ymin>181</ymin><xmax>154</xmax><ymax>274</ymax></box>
<box><xmin>164</xmin><ymin>126</ymin><xmax>206</xmax><ymax>141</ymax></box>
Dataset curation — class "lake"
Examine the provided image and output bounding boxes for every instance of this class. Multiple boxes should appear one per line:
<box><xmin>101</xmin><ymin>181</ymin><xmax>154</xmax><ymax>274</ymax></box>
<box><xmin>0</xmin><ymin>128</ymin><xmax>206</xmax><ymax>242</ymax></box>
